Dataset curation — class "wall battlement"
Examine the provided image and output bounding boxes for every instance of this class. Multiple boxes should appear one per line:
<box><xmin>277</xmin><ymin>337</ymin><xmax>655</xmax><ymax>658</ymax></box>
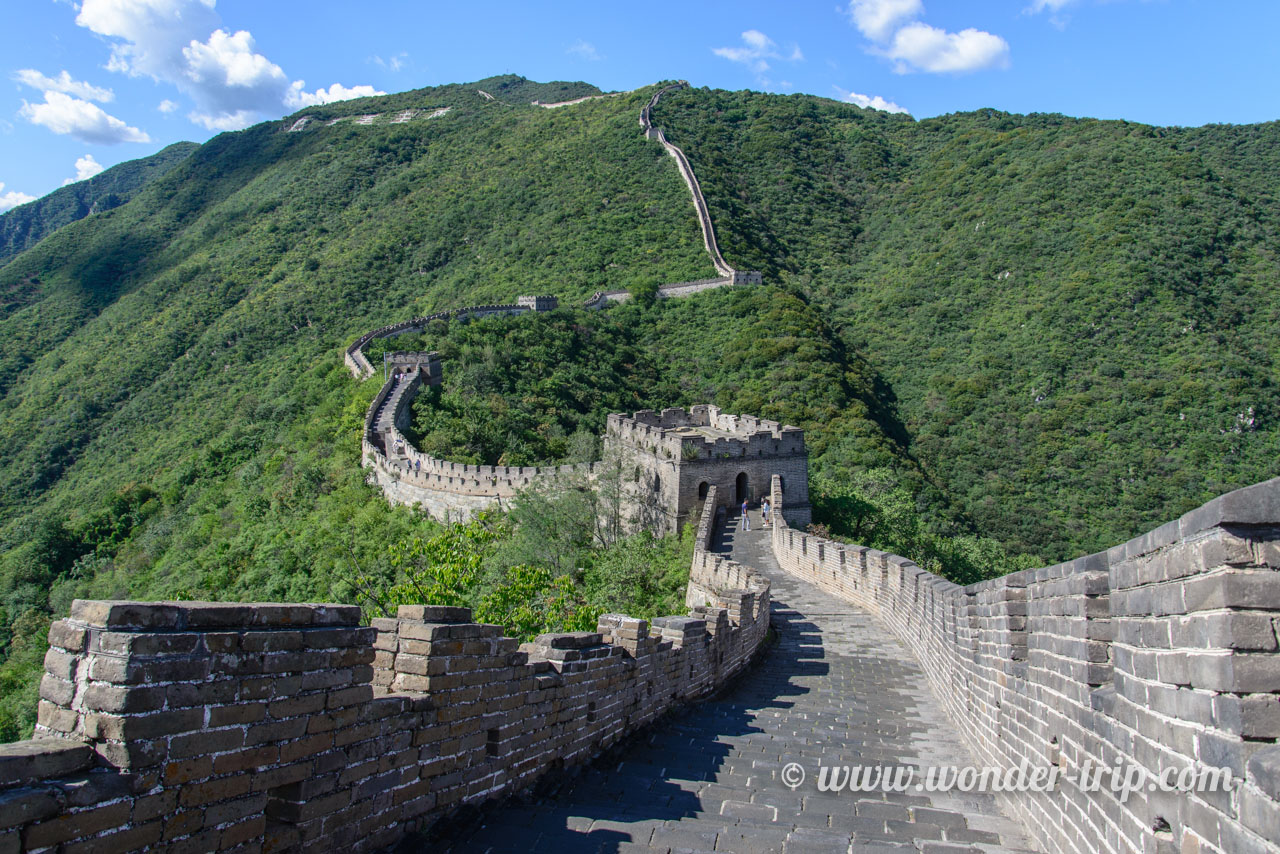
<box><xmin>2</xmin><ymin>490</ymin><xmax>769</xmax><ymax>853</ymax></box>
<box><xmin>606</xmin><ymin>406</ymin><xmax>806</xmax><ymax>462</ymax></box>
<box><xmin>769</xmin><ymin>474</ymin><xmax>1280</xmax><ymax>854</ymax></box>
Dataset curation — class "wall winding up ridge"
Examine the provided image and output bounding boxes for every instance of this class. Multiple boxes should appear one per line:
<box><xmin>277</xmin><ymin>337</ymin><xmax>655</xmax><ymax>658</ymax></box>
<box><xmin>769</xmin><ymin>474</ymin><xmax>1280</xmax><ymax>854</ymax></box>
<box><xmin>640</xmin><ymin>82</ymin><xmax>735</xmax><ymax>279</ymax></box>
<box><xmin>349</xmin><ymin>83</ymin><xmax>768</xmax><ymax>521</ymax></box>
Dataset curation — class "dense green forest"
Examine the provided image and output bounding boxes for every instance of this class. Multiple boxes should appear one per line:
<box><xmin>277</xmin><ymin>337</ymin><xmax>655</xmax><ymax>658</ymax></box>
<box><xmin>0</xmin><ymin>74</ymin><xmax>1275</xmax><ymax>740</ymax></box>
<box><xmin>652</xmin><ymin>88</ymin><xmax>1278</xmax><ymax>557</ymax></box>
<box><xmin>0</xmin><ymin>142</ymin><xmax>197</xmax><ymax>268</ymax></box>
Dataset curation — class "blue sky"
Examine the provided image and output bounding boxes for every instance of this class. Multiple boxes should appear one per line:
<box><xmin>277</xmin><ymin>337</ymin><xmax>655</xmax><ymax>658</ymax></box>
<box><xmin>3</xmin><ymin>0</ymin><xmax>1278</xmax><ymax>210</ymax></box>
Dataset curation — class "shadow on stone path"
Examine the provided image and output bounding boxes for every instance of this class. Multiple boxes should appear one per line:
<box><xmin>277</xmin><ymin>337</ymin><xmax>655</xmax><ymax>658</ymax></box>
<box><xmin>411</xmin><ymin>509</ymin><xmax>1041</xmax><ymax>854</ymax></box>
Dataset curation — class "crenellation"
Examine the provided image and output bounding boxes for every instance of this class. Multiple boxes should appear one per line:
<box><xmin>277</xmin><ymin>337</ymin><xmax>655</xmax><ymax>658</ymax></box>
<box><xmin>769</xmin><ymin>473</ymin><xmax>1280</xmax><ymax>854</ymax></box>
<box><xmin>6</xmin><ymin>520</ymin><xmax>769</xmax><ymax>853</ymax></box>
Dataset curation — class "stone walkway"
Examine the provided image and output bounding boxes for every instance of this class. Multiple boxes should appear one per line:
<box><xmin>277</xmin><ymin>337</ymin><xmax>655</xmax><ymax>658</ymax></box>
<box><xmin>417</xmin><ymin>509</ymin><xmax>1040</xmax><ymax>854</ymax></box>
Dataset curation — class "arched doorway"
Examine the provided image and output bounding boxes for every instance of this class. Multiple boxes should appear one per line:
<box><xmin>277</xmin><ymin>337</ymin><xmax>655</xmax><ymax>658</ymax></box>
<box><xmin>697</xmin><ymin>481</ymin><xmax>709</xmax><ymax>500</ymax></box>
<box><xmin>735</xmin><ymin>472</ymin><xmax>749</xmax><ymax>505</ymax></box>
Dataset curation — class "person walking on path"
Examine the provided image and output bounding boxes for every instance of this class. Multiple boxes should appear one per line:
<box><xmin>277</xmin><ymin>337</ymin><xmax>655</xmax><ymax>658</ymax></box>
<box><xmin>741</xmin><ymin>499</ymin><xmax>750</xmax><ymax>531</ymax></box>
<box><xmin>762</xmin><ymin>497</ymin><xmax>771</xmax><ymax>528</ymax></box>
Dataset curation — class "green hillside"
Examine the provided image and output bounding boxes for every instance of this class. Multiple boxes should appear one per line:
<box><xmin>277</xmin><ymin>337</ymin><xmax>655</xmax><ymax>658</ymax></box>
<box><xmin>0</xmin><ymin>141</ymin><xmax>198</xmax><ymax>268</ymax></box>
<box><xmin>652</xmin><ymin>88</ymin><xmax>1278</xmax><ymax>559</ymax></box>
<box><xmin>0</xmin><ymin>75</ymin><xmax>1276</xmax><ymax>739</ymax></box>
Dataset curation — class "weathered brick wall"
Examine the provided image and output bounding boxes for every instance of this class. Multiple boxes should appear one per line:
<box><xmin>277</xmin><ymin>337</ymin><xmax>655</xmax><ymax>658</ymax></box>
<box><xmin>1</xmin><ymin>535</ymin><xmax>770</xmax><ymax>853</ymax></box>
<box><xmin>769</xmin><ymin>474</ymin><xmax>1280</xmax><ymax>854</ymax></box>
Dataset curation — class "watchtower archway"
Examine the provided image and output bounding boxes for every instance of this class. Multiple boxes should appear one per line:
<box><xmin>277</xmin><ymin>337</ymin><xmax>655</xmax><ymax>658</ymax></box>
<box><xmin>697</xmin><ymin>481</ymin><xmax>709</xmax><ymax>500</ymax></box>
<box><xmin>735</xmin><ymin>472</ymin><xmax>749</xmax><ymax>505</ymax></box>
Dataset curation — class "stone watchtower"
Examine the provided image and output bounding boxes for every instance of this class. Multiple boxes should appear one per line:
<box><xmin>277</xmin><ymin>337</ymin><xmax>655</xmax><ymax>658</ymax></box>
<box><xmin>603</xmin><ymin>405</ymin><xmax>811</xmax><ymax>535</ymax></box>
<box><xmin>516</xmin><ymin>295</ymin><xmax>559</xmax><ymax>312</ymax></box>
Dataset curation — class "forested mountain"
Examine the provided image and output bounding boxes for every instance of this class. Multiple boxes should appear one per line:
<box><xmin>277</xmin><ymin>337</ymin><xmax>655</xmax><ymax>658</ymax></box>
<box><xmin>653</xmin><ymin>89</ymin><xmax>1278</xmax><ymax>558</ymax></box>
<box><xmin>0</xmin><ymin>142</ymin><xmax>198</xmax><ymax>267</ymax></box>
<box><xmin>0</xmin><ymin>75</ymin><xmax>1274</xmax><ymax>738</ymax></box>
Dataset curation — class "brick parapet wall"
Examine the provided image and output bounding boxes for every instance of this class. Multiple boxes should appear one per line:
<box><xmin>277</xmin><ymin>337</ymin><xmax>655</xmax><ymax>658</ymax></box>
<box><xmin>606</xmin><ymin>406</ymin><xmax>807</xmax><ymax>463</ymax></box>
<box><xmin>768</xmin><ymin>473</ymin><xmax>1280</xmax><ymax>854</ymax></box>
<box><xmin>3</xmin><ymin>540</ymin><xmax>770</xmax><ymax>853</ymax></box>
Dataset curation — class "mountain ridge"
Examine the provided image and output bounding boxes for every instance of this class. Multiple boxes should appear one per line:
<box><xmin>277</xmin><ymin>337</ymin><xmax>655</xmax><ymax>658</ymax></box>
<box><xmin>0</xmin><ymin>75</ymin><xmax>1275</xmax><ymax>739</ymax></box>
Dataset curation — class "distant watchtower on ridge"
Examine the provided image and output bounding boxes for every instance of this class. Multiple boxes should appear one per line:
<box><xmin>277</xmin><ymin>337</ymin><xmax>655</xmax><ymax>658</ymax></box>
<box><xmin>604</xmin><ymin>405</ymin><xmax>812</xmax><ymax>534</ymax></box>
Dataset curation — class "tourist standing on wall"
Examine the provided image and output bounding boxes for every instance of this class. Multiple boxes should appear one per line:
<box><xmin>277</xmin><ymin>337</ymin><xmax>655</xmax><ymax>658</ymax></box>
<box><xmin>741</xmin><ymin>499</ymin><xmax>750</xmax><ymax>530</ymax></box>
<box><xmin>762</xmin><ymin>497</ymin><xmax>771</xmax><ymax>528</ymax></box>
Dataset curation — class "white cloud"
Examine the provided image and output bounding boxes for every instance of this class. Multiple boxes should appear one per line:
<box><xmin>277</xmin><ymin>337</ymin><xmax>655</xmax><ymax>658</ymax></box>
<box><xmin>372</xmin><ymin>52</ymin><xmax>409</xmax><ymax>72</ymax></box>
<box><xmin>182</xmin><ymin>29</ymin><xmax>290</xmax><ymax>117</ymax></box>
<box><xmin>1028</xmin><ymin>0</ymin><xmax>1075</xmax><ymax>11</ymax></box>
<box><xmin>285</xmin><ymin>82</ymin><xmax>386</xmax><ymax>109</ymax></box>
<box><xmin>712</xmin><ymin>29</ymin><xmax>804</xmax><ymax>82</ymax></box>
<box><xmin>77</xmin><ymin>0</ymin><xmax>220</xmax><ymax>79</ymax></box>
<box><xmin>75</xmin><ymin>0</ymin><xmax>382</xmax><ymax>131</ymax></box>
<box><xmin>567</xmin><ymin>40</ymin><xmax>601</xmax><ymax>61</ymax></box>
<box><xmin>0</xmin><ymin>183</ymin><xmax>38</xmax><ymax>213</ymax></box>
<box><xmin>848</xmin><ymin>0</ymin><xmax>923</xmax><ymax>41</ymax></box>
<box><xmin>78</xmin><ymin>0</ymin><xmax>212</xmax><ymax>71</ymax></box>
<box><xmin>714</xmin><ymin>30</ymin><xmax>778</xmax><ymax>73</ymax></box>
<box><xmin>842</xmin><ymin>88</ymin><xmax>910</xmax><ymax>114</ymax></box>
<box><xmin>845</xmin><ymin>0</ymin><xmax>1010</xmax><ymax>74</ymax></box>
<box><xmin>886</xmin><ymin>22</ymin><xmax>1010</xmax><ymax>73</ymax></box>
<box><xmin>20</xmin><ymin>91</ymin><xmax>151</xmax><ymax>144</ymax></box>
<box><xmin>63</xmin><ymin>154</ymin><xmax>107</xmax><ymax>185</ymax></box>
<box><xmin>14</xmin><ymin>69</ymin><xmax>114</xmax><ymax>102</ymax></box>
<box><xmin>188</xmin><ymin>108</ymin><xmax>255</xmax><ymax>131</ymax></box>
<box><xmin>158</xmin><ymin>98</ymin><xmax>179</xmax><ymax>112</ymax></box>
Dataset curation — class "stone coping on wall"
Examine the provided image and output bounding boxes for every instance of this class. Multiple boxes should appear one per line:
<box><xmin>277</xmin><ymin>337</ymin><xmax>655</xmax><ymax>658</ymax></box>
<box><xmin>768</xmin><ymin>473</ymin><xmax>1280</xmax><ymax>854</ymax></box>
<box><xmin>2</xmin><ymin>525</ymin><xmax>771</xmax><ymax>853</ymax></box>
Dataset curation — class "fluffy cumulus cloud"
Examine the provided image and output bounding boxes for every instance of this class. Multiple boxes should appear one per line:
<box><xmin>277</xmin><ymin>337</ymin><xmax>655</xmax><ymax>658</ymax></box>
<box><xmin>74</xmin><ymin>0</ymin><xmax>383</xmax><ymax>131</ymax></box>
<box><xmin>181</xmin><ymin>28</ymin><xmax>292</xmax><ymax>128</ymax></box>
<box><xmin>64</xmin><ymin>154</ymin><xmax>106</xmax><ymax>186</ymax></box>
<box><xmin>848</xmin><ymin>0</ymin><xmax>923</xmax><ymax>41</ymax></box>
<box><xmin>286</xmin><ymin>82</ymin><xmax>387</xmax><ymax>109</ymax></box>
<box><xmin>15</xmin><ymin>68</ymin><xmax>148</xmax><ymax>144</ymax></box>
<box><xmin>887</xmin><ymin>23</ymin><xmax>1010</xmax><ymax>73</ymax></box>
<box><xmin>842</xmin><ymin>88</ymin><xmax>909</xmax><ymax>114</ymax></box>
<box><xmin>713</xmin><ymin>30</ymin><xmax>803</xmax><ymax>80</ymax></box>
<box><xmin>20</xmin><ymin>92</ymin><xmax>151</xmax><ymax>144</ymax></box>
<box><xmin>14</xmin><ymin>70</ymin><xmax>114</xmax><ymax>102</ymax></box>
<box><xmin>0</xmin><ymin>183</ymin><xmax>38</xmax><ymax>213</ymax></box>
<box><xmin>845</xmin><ymin>0</ymin><xmax>1010</xmax><ymax>73</ymax></box>
<box><xmin>158</xmin><ymin>99</ymin><xmax>179</xmax><ymax>113</ymax></box>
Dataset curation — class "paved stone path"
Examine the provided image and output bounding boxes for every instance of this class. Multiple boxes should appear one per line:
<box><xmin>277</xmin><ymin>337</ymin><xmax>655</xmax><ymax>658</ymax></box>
<box><xmin>419</xmin><ymin>509</ymin><xmax>1040</xmax><ymax>854</ymax></box>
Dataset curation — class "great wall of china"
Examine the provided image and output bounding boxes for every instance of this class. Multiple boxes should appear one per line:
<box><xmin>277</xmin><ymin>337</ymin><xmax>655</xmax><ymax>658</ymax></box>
<box><xmin>768</xmin><ymin>475</ymin><xmax>1280</xmax><ymax>854</ymax></box>
<box><xmin>345</xmin><ymin>80</ymin><xmax>762</xmax><ymax>526</ymax></box>
<box><xmin>0</xmin><ymin>82</ymin><xmax>1276</xmax><ymax>854</ymax></box>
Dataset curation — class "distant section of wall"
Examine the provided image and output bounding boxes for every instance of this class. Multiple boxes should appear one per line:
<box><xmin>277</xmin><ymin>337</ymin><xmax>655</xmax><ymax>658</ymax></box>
<box><xmin>345</xmin><ymin>300</ymin><xmax>551</xmax><ymax>381</ymax></box>
<box><xmin>769</xmin><ymin>474</ymin><xmax>1280</xmax><ymax>854</ymax></box>
<box><xmin>640</xmin><ymin>83</ymin><xmax>749</xmax><ymax>281</ymax></box>
<box><xmin>581</xmin><ymin>275</ymin><xmax>762</xmax><ymax>310</ymax></box>
<box><xmin>4</xmin><ymin>544</ymin><xmax>768</xmax><ymax>854</ymax></box>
